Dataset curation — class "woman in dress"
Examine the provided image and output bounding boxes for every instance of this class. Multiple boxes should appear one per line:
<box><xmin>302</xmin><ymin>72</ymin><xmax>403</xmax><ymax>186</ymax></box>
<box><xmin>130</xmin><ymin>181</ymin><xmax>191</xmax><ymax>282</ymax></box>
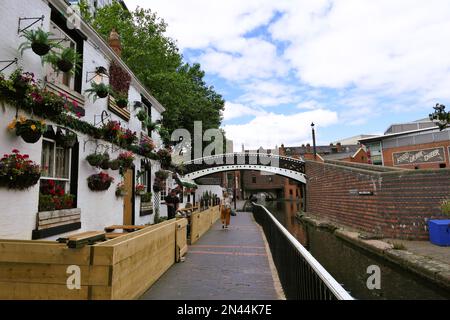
<box><xmin>222</xmin><ymin>192</ymin><xmax>232</xmax><ymax>229</ymax></box>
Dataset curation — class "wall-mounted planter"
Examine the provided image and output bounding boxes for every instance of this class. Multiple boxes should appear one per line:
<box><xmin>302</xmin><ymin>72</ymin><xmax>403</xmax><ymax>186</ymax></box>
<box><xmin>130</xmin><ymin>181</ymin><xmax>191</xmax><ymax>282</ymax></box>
<box><xmin>87</xmin><ymin>173</ymin><xmax>114</xmax><ymax>191</ymax></box>
<box><xmin>32</xmin><ymin>208</ymin><xmax>81</xmax><ymax>240</ymax></box>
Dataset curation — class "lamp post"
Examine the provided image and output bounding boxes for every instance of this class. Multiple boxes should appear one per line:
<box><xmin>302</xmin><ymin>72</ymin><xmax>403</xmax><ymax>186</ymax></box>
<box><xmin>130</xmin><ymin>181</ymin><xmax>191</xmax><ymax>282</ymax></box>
<box><xmin>311</xmin><ymin>122</ymin><xmax>317</xmax><ymax>160</ymax></box>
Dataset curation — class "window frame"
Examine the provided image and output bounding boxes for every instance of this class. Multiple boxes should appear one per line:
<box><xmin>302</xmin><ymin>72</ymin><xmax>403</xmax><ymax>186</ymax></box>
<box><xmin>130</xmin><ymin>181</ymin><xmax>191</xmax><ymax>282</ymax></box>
<box><xmin>40</xmin><ymin>138</ymin><xmax>73</xmax><ymax>191</ymax></box>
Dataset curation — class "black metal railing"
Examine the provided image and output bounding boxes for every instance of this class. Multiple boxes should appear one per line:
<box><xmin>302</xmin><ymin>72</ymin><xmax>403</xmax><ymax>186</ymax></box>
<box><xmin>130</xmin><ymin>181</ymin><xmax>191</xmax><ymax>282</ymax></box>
<box><xmin>252</xmin><ymin>203</ymin><xmax>353</xmax><ymax>300</ymax></box>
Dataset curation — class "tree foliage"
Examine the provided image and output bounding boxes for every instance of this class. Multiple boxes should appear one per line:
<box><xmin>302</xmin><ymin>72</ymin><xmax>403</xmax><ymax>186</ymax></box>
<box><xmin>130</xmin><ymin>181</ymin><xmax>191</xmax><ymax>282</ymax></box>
<box><xmin>90</xmin><ymin>1</ymin><xmax>225</xmax><ymax>144</ymax></box>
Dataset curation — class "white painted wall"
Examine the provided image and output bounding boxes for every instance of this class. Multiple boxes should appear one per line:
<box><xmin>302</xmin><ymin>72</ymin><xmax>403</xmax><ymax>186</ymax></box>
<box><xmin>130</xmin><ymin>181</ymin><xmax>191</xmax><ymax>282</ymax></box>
<box><xmin>0</xmin><ymin>0</ymin><xmax>164</xmax><ymax>240</ymax></box>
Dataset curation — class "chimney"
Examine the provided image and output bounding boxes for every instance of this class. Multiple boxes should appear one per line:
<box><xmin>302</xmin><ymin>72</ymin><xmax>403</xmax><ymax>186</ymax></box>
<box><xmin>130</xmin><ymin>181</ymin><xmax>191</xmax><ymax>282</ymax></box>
<box><xmin>306</xmin><ymin>143</ymin><xmax>311</xmax><ymax>153</ymax></box>
<box><xmin>336</xmin><ymin>142</ymin><xmax>342</xmax><ymax>152</ymax></box>
<box><xmin>109</xmin><ymin>28</ymin><xmax>122</xmax><ymax>57</ymax></box>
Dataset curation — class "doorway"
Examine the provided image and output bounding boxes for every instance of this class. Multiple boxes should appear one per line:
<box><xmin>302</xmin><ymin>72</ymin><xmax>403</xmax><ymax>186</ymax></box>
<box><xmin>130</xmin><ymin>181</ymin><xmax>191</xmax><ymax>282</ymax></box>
<box><xmin>123</xmin><ymin>168</ymin><xmax>135</xmax><ymax>225</ymax></box>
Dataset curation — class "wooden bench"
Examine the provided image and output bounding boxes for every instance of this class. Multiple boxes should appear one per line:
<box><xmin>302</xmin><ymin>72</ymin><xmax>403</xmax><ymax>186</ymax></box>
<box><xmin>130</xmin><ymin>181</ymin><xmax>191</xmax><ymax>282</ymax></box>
<box><xmin>104</xmin><ymin>225</ymin><xmax>146</xmax><ymax>233</ymax></box>
<box><xmin>57</xmin><ymin>231</ymin><xmax>106</xmax><ymax>249</ymax></box>
<box><xmin>105</xmin><ymin>233</ymin><xmax>127</xmax><ymax>239</ymax></box>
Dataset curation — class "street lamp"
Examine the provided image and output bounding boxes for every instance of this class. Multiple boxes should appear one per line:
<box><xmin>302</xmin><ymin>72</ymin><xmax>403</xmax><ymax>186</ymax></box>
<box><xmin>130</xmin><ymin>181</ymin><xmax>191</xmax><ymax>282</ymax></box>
<box><xmin>311</xmin><ymin>122</ymin><xmax>317</xmax><ymax>160</ymax></box>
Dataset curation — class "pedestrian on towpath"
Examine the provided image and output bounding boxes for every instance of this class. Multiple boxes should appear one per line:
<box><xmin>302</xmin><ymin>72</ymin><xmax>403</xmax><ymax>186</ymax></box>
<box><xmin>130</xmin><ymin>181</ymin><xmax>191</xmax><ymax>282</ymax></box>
<box><xmin>222</xmin><ymin>192</ymin><xmax>232</xmax><ymax>229</ymax></box>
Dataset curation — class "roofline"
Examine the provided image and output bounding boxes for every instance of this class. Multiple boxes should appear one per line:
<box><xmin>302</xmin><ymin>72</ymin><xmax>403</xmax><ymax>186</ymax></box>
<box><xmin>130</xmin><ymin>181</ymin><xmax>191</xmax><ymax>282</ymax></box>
<box><xmin>384</xmin><ymin>120</ymin><xmax>434</xmax><ymax>135</ymax></box>
<box><xmin>359</xmin><ymin>125</ymin><xmax>442</xmax><ymax>143</ymax></box>
<box><xmin>54</xmin><ymin>0</ymin><xmax>166</xmax><ymax>114</ymax></box>
<box><xmin>351</xmin><ymin>147</ymin><xmax>364</xmax><ymax>158</ymax></box>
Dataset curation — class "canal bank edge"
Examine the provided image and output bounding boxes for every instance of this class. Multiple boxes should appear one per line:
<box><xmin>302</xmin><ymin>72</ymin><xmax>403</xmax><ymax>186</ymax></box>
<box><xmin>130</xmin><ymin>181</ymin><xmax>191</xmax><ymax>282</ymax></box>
<box><xmin>297</xmin><ymin>213</ymin><xmax>450</xmax><ymax>292</ymax></box>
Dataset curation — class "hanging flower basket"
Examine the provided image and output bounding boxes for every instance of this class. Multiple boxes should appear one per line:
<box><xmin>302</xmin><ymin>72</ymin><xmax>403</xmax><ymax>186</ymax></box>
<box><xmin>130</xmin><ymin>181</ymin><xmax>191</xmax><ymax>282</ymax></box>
<box><xmin>137</xmin><ymin>109</ymin><xmax>148</xmax><ymax>122</ymax></box>
<box><xmin>115</xmin><ymin>182</ymin><xmax>127</xmax><ymax>197</ymax></box>
<box><xmin>43</xmin><ymin>47</ymin><xmax>82</xmax><ymax>74</ymax></box>
<box><xmin>117</xmin><ymin>151</ymin><xmax>135</xmax><ymax>169</ymax></box>
<box><xmin>135</xmin><ymin>184</ymin><xmax>146</xmax><ymax>196</ymax></box>
<box><xmin>8</xmin><ymin>117</ymin><xmax>46</xmax><ymax>144</ymax></box>
<box><xmin>32</xmin><ymin>43</ymin><xmax>51</xmax><ymax>56</ymax></box>
<box><xmin>109</xmin><ymin>159</ymin><xmax>121</xmax><ymax>171</ymax></box>
<box><xmin>116</xmin><ymin>96</ymin><xmax>128</xmax><ymax>109</ymax></box>
<box><xmin>0</xmin><ymin>149</ymin><xmax>41</xmax><ymax>189</ymax></box>
<box><xmin>85</xmin><ymin>82</ymin><xmax>112</xmax><ymax>101</ymax></box>
<box><xmin>155</xmin><ymin>170</ymin><xmax>169</xmax><ymax>180</ymax></box>
<box><xmin>56</xmin><ymin>129</ymin><xmax>77</xmax><ymax>148</ymax></box>
<box><xmin>86</xmin><ymin>153</ymin><xmax>110</xmax><ymax>168</ymax></box>
<box><xmin>87</xmin><ymin>172</ymin><xmax>114</xmax><ymax>191</ymax></box>
<box><xmin>19</xmin><ymin>28</ymin><xmax>56</xmax><ymax>57</ymax></box>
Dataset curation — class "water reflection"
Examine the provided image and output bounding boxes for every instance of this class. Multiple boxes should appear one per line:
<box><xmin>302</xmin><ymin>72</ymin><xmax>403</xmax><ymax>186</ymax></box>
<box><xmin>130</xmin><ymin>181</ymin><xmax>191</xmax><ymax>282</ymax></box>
<box><xmin>263</xmin><ymin>200</ymin><xmax>450</xmax><ymax>300</ymax></box>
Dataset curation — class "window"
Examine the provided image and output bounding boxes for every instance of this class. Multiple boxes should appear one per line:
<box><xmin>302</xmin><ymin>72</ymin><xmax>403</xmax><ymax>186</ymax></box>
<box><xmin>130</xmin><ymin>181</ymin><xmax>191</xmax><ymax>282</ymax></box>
<box><xmin>366</xmin><ymin>142</ymin><xmax>383</xmax><ymax>166</ymax></box>
<box><xmin>41</xmin><ymin>138</ymin><xmax>72</xmax><ymax>193</ymax></box>
<box><xmin>252</xmin><ymin>176</ymin><xmax>257</xmax><ymax>183</ymax></box>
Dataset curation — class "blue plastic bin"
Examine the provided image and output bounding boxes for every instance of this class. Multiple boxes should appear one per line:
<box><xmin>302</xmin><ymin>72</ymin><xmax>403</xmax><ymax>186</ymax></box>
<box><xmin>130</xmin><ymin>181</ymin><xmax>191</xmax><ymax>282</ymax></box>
<box><xmin>428</xmin><ymin>219</ymin><xmax>450</xmax><ymax>246</ymax></box>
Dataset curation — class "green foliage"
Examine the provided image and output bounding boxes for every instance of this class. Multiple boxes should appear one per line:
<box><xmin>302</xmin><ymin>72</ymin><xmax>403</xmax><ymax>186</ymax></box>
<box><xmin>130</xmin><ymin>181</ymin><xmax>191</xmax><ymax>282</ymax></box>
<box><xmin>141</xmin><ymin>192</ymin><xmax>153</xmax><ymax>203</ymax></box>
<box><xmin>43</xmin><ymin>47</ymin><xmax>82</xmax><ymax>75</ymax></box>
<box><xmin>19</xmin><ymin>28</ymin><xmax>58</xmax><ymax>55</ymax></box>
<box><xmin>91</xmin><ymin>3</ymin><xmax>225</xmax><ymax>146</ymax></box>
<box><xmin>39</xmin><ymin>193</ymin><xmax>75</xmax><ymax>212</ymax></box>
<box><xmin>442</xmin><ymin>199</ymin><xmax>450</xmax><ymax>216</ymax></box>
<box><xmin>85</xmin><ymin>82</ymin><xmax>113</xmax><ymax>101</ymax></box>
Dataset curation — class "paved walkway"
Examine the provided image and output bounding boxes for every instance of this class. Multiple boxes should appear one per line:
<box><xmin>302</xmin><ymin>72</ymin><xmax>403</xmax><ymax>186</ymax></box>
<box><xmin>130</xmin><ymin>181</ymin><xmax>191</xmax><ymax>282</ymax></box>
<box><xmin>140</xmin><ymin>212</ymin><xmax>281</xmax><ymax>300</ymax></box>
<box><xmin>385</xmin><ymin>238</ymin><xmax>450</xmax><ymax>265</ymax></box>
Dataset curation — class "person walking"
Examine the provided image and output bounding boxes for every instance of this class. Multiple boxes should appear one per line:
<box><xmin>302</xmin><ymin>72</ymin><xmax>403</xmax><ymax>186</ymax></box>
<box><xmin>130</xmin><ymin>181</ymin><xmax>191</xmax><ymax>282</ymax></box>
<box><xmin>165</xmin><ymin>189</ymin><xmax>180</xmax><ymax>220</ymax></box>
<box><xmin>222</xmin><ymin>192</ymin><xmax>232</xmax><ymax>229</ymax></box>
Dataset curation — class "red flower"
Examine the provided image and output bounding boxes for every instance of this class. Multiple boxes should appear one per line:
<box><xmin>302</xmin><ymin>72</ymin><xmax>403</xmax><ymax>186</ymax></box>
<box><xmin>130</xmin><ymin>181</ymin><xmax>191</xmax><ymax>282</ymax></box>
<box><xmin>12</xmin><ymin>149</ymin><xmax>19</xmax><ymax>154</ymax></box>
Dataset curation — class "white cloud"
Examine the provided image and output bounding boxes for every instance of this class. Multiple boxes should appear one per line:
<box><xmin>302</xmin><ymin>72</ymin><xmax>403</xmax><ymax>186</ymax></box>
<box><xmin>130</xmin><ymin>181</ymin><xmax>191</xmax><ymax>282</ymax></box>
<box><xmin>223</xmin><ymin>102</ymin><xmax>263</xmax><ymax>121</ymax></box>
<box><xmin>238</xmin><ymin>80</ymin><xmax>298</xmax><ymax>107</ymax></box>
<box><xmin>198</xmin><ymin>39</ymin><xmax>289</xmax><ymax>81</ymax></box>
<box><xmin>270</xmin><ymin>0</ymin><xmax>450</xmax><ymax>99</ymax></box>
<box><xmin>125</xmin><ymin>0</ymin><xmax>277</xmax><ymax>49</ymax></box>
<box><xmin>222</xmin><ymin>109</ymin><xmax>338</xmax><ymax>150</ymax></box>
<box><xmin>125</xmin><ymin>0</ymin><xmax>450</xmax><ymax>138</ymax></box>
<box><xmin>297</xmin><ymin>100</ymin><xmax>325</xmax><ymax>110</ymax></box>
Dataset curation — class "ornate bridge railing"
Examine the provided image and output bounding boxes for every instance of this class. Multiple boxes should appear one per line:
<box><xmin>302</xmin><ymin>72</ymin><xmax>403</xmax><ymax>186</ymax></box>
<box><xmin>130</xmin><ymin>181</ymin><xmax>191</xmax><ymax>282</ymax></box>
<box><xmin>183</xmin><ymin>153</ymin><xmax>305</xmax><ymax>175</ymax></box>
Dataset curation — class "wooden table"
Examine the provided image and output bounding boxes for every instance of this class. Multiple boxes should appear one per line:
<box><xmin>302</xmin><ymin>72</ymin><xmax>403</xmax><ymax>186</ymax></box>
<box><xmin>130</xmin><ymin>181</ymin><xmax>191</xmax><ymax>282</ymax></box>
<box><xmin>58</xmin><ymin>231</ymin><xmax>106</xmax><ymax>249</ymax></box>
<box><xmin>104</xmin><ymin>225</ymin><xmax>146</xmax><ymax>233</ymax></box>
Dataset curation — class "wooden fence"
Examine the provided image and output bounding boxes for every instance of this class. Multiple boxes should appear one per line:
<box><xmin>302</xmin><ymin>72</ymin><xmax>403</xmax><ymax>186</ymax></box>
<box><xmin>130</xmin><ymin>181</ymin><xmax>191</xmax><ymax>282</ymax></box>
<box><xmin>0</xmin><ymin>218</ymin><xmax>188</xmax><ymax>300</ymax></box>
<box><xmin>189</xmin><ymin>205</ymin><xmax>221</xmax><ymax>245</ymax></box>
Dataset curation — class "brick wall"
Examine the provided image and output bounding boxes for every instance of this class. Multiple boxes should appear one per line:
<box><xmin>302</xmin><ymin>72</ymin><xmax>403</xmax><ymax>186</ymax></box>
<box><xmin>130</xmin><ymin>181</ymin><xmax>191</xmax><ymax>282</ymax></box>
<box><xmin>306</xmin><ymin>161</ymin><xmax>450</xmax><ymax>240</ymax></box>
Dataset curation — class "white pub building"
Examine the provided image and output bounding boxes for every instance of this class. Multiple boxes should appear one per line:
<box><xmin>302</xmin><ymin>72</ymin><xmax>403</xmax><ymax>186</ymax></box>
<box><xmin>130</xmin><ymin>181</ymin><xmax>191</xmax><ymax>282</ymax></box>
<box><xmin>0</xmin><ymin>0</ymin><xmax>173</xmax><ymax>240</ymax></box>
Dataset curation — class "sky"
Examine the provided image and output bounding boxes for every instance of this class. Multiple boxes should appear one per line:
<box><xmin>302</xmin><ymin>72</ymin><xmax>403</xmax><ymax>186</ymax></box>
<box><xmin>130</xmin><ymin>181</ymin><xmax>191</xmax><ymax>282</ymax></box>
<box><xmin>124</xmin><ymin>0</ymin><xmax>450</xmax><ymax>150</ymax></box>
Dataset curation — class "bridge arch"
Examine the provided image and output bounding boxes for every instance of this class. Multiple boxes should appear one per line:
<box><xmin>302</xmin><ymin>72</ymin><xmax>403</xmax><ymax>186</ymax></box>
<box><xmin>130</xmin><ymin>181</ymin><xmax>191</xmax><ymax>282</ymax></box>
<box><xmin>181</xmin><ymin>153</ymin><xmax>307</xmax><ymax>184</ymax></box>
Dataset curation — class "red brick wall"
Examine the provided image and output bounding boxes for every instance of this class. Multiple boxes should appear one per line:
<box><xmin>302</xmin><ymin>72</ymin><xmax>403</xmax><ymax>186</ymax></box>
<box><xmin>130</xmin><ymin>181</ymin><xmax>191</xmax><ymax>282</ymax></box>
<box><xmin>306</xmin><ymin>161</ymin><xmax>450</xmax><ymax>240</ymax></box>
<box><xmin>382</xmin><ymin>141</ymin><xmax>450</xmax><ymax>169</ymax></box>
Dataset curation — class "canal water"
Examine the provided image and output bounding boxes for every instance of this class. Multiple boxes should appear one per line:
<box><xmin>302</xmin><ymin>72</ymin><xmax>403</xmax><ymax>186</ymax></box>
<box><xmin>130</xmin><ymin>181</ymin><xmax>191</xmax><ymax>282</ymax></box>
<box><xmin>259</xmin><ymin>200</ymin><xmax>450</xmax><ymax>300</ymax></box>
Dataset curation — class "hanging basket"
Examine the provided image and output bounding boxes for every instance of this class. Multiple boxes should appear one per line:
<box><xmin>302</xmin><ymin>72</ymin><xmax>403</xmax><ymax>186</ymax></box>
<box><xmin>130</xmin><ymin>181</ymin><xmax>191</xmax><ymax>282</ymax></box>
<box><xmin>57</xmin><ymin>60</ymin><xmax>74</xmax><ymax>73</ymax></box>
<box><xmin>88</xmin><ymin>179</ymin><xmax>112</xmax><ymax>191</ymax></box>
<box><xmin>87</xmin><ymin>173</ymin><xmax>114</xmax><ymax>191</ymax></box>
<box><xmin>109</xmin><ymin>159</ymin><xmax>121</xmax><ymax>171</ymax></box>
<box><xmin>31</xmin><ymin>43</ymin><xmax>51</xmax><ymax>56</ymax></box>
<box><xmin>56</xmin><ymin>130</ymin><xmax>77</xmax><ymax>148</ymax></box>
<box><xmin>97</xmin><ymin>89</ymin><xmax>109</xmax><ymax>98</ymax></box>
<box><xmin>19</xmin><ymin>130</ymin><xmax>43</xmax><ymax>144</ymax></box>
<box><xmin>116</xmin><ymin>98</ymin><xmax>128</xmax><ymax>109</ymax></box>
